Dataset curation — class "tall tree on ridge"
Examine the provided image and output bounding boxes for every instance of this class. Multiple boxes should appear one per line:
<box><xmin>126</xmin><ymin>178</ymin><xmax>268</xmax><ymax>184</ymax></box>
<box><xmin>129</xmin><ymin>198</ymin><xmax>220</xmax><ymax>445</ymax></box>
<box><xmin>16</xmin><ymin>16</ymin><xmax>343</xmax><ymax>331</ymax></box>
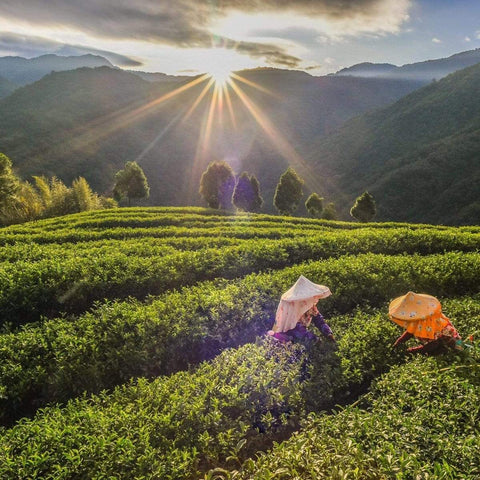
<box><xmin>233</xmin><ymin>172</ymin><xmax>263</xmax><ymax>212</ymax></box>
<box><xmin>305</xmin><ymin>193</ymin><xmax>324</xmax><ymax>218</ymax></box>
<box><xmin>113</xmin><ymin>161</ymin><xmax>150</xmax><ymax>206</ymax></box>
<box><xmin>0</xmin><ymin>153</ymin><xmax>19</xmax><ymax>211</ymax></box>
<box><xmin>273</xmin><ymin>167</ymin><xmax>304</xmax><ymax>215</ymax></box>
<box><xmin>199</xmin><ymin>161</ymin><xmax>235</xmax><ymax>210</ymax></box>
<box><xmin>350</xmin><ymin>191</ymin><xmax>377</xmax><ymax>222</ymax></box>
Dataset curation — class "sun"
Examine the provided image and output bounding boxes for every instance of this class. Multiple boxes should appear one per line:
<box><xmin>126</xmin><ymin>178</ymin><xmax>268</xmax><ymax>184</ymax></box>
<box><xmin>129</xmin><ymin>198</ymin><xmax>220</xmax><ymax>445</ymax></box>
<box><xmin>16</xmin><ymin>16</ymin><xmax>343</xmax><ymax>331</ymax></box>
<box><xmin>208</xmin><ymin>64</ymin><xmax>232</xmax><ymax>87</ymax></box>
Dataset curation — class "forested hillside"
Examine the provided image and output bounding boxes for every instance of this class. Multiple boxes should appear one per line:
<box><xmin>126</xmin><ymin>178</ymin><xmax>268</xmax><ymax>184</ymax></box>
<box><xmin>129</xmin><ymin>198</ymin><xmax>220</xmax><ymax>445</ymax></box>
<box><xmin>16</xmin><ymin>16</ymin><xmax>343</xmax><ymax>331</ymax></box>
<box><xmin>308</xmin><ymin>62</ymin><xmax>480</xmax><ymax>225</ymax></box>
<box><xmin>0</xmin><ymin>66</ymin><xmax>423</xmax><ymax>211</ymax></box>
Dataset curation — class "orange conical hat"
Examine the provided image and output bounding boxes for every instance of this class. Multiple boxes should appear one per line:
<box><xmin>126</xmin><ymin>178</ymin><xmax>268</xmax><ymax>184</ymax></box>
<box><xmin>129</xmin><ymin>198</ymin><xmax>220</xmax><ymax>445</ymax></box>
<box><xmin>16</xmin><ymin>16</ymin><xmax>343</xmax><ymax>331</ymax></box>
<box><xmin>389</xmin><ymin>291</ymin><xmax>449</xmax><ymax>340</ymax></box>
<box><xmin>273</xmin><ymin>275</ymin><xmax>331</xmax><ymax>333</ymax></box>
<box><xmin>389</xmin><ymin>292</ymin><xmax>441</xmax><ymax>322</ymax></box>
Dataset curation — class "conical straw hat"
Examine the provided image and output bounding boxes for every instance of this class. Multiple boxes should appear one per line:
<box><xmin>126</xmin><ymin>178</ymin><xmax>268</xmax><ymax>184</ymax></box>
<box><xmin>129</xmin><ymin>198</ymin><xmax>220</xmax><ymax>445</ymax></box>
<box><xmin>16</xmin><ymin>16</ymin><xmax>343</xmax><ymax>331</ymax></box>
<box><xmin>273</xmin><ymin>276</ymin><xmax>331</xmax><ymax>333</ymax></box>
<box><xmin>389</xmin><ymin>291</ymin><xmax>450</xmax><ymax>340</ymax></box>
<box><xmin>281</xmin><ymin>275</ymin><xmax>331</xmax><ymax>302</ymax></box>
<box><xmin>389</xmin><ymin>291</ymin><xmax>441</xmax><ymax>322</ymax></box>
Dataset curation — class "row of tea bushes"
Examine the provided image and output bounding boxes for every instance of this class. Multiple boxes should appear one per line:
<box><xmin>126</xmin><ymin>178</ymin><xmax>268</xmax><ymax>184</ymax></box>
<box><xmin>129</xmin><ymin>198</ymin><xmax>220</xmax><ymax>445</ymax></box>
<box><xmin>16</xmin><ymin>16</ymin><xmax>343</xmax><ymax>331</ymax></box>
<box><xmin>220</xmin><ymin>354</ymin><xmax>480</xmax><ymax>480</ymax></box>
<box><xmin>0</xmin><ymin>236</ymin><xmax>247</xmax><ymax>263</ymax></box>
<box><xmin>1</xmin><ymin>251</ymin><xmax>479</xmax><ymax>424</ymax></box>
<box><xmin>1</xmin><ymin>295</ymin><xmax>477</xmax><ymax>479</ymax></box>
<box><xmin>0</xmin><ymin>342</ymin><xmax>308</xmax><ymax>480</ymax></box>
<box><xmin>2</xmin><ymin>226</ymin><xmax>480</xmax><ymax>325</ymax></box>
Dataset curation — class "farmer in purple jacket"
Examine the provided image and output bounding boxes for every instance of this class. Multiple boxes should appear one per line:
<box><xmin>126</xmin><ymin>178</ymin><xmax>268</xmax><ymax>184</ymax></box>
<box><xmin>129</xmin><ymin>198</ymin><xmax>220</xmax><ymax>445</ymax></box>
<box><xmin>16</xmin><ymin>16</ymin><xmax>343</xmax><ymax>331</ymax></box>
<box><xmin>267</xmin><ymin>275</ymin><xmax>335</xmax><ymax>343</ymax></box>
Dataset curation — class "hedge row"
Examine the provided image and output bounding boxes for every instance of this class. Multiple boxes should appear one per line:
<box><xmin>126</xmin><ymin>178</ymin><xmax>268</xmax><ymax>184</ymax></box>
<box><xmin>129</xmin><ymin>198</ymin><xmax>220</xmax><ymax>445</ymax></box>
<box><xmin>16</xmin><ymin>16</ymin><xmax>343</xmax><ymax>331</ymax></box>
<box><xmin>0</xmin><ymin>295</ymin><xmax>478</xmax><ymax>479</ymax></box>
<box><xmin>2</xmin><ymin>227</ymin><xmax>480</xmax><ymax>326</ymax></box>
<box><xmin>1</xmin><ymin>252</ymin><xmax>479</xmax><ymax>424</ymax></box>
<box><xmin>0</xmin><ymin>236</ymin><xmax>246</xmax><ymax>264</ymax></box>
<box><xmin>223</xmin><ymin>355</ymin><xmax>480</xmax><ymax>480</ymax></box>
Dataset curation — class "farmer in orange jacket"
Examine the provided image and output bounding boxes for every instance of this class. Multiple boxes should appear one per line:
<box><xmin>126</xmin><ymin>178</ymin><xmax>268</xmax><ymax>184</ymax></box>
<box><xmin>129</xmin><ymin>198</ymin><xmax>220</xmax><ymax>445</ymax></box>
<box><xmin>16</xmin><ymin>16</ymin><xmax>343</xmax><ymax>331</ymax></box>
<box><xmin>390</xmin><ymin>292</ymin><xmax>462</xmax><ymax>354</ymax></box>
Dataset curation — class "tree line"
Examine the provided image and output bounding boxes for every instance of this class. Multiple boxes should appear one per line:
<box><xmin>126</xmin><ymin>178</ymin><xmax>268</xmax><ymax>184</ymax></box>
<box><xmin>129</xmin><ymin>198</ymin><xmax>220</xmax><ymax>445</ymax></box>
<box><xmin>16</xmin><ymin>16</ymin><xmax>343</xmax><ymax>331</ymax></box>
<box><xmin>0</xmin><ymin>154</ymin><xmax>150</xmax><ymax>226</ymax></box>
<box><xmin>1</xmin><ymin>151</ymin><xmax>375</xmax><ymax>225</ymax></box>
<box><xmin>199</xmin><ymin>161</ymin><xmax>377</xmax><ymax>222</ymax></box>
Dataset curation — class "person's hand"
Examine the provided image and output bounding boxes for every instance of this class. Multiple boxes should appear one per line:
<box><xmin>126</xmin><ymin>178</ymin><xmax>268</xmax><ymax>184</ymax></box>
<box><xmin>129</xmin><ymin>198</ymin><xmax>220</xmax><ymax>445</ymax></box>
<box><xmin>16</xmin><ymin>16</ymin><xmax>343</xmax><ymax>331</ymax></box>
<box><xmin>327</xmin><ymin>334</ymin><xmax>336</xmax><ymax>342</ymax></box>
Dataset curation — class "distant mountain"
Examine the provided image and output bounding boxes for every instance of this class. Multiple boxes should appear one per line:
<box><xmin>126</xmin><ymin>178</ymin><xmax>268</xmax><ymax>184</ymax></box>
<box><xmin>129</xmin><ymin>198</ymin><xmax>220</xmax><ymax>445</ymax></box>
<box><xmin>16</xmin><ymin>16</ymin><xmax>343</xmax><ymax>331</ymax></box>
<box><xmin>308</xmin><ymin>62</ymin><xmax>480</xmax><ymax>225</ymax></box>
<box><xmin>335</xmin><ymin>63</ymin><xmax>397</xmax><ymax>78</ymax></box>
<box><xmin>0</xmin><ymin>75</ymin><xmax>16</xmax><ymax>98</ymax></box>
<box><xmin>336</xmin><ymin>48</ymin><xmax>480</xmax><ymax>82</ymax></box>
<box><xmin>0</xmin><ymin>66</ymin><xmax>423</xmax><ymax>213</ymax></box>
<box><xmin>127</xmin><ymin>70</ymin><xmax>193</xmax><ymax>83</ymax></box>
<box><xmin>0</xmin><ymin>54</ymin><xmax>113</xmax><ymax>85</ymax></box>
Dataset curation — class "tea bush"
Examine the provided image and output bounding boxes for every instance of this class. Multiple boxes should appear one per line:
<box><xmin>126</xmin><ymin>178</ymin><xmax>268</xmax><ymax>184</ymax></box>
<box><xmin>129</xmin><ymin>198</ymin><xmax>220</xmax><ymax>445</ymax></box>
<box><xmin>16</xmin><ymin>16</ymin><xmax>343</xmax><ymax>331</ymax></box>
<box><xmin>222</xmin><ymin>354</ymin><xmax>480</xmax><ymax>480</ymax></box>
<box><xmin>0</xmin><ymin>342</ymin><xmax>308</xmax><ymax>479</ymax></box>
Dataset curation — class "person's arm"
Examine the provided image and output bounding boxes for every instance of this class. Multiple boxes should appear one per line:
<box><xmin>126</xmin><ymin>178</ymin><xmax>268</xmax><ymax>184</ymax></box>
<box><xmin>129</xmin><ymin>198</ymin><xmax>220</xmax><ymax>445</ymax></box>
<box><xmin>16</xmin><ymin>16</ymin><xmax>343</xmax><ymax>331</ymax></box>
<box><xmin>311</xmin><ymin>313</ymin><xmax>335</xmax><ymax>341</ymax></box>
<box><xmin>393</xmin><ymin>331</ymin><xmax>413</xmax><ymax>348</ymax></box>
<box><xmin>407</xmin><ymin>339</ymin><xmax>442</xmax><ymax>354</ymax></box>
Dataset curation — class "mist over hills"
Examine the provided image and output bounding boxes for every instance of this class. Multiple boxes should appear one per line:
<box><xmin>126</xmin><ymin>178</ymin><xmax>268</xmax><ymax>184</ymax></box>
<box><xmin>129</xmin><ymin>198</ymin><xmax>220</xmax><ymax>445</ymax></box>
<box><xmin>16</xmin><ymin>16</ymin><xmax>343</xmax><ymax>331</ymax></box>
<box><xmin>308</xmin><ymin>62</ymin><xmax>480</xmax><ymax>225</ymax></box>
<box><xmin>0</xmin><ymin>75</ymin><xmax>16</xmax><ymax>98</ymax></box>
<box><xmin>336</xmin><ymin>48</ymin><xmax>480</xmax><ymax>82</ymax></box>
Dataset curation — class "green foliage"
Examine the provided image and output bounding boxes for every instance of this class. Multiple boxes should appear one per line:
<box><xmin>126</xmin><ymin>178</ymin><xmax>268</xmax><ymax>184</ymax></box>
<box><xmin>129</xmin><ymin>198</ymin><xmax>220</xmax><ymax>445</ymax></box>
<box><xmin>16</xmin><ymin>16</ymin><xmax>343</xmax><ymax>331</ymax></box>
<box><xmin>199</xmin><ymin>161</ymin><xmax>235</xmax><ymax>210</ymax></box>
<box><xmin>233</xmin><ymin>172</ymin><xmax>263</xmax><ymax>212</ymax></box>
<box><xmin>322</xmin><ymin>202</ymin><xmax>337</xmax><ymax>220</ymax></box>
<box><xmin>113</xmin><ymin>161</ymin><xmax>150</xmax><ymax>206</ymax></box>
<box><xmin>0</xmin><ymin>174</ymin><xmax>115</xmax><ymax>225</ymax></box>
<box><xmin>1</xmin><ymin>244</ymin><xmax>480</xmax><ymax>423</ymax></box>
<box><xmin>350</xmin><ymin>191</ymin><xmax>377</xmax><ymax>222</ymax></box>
<box><xmin>228</xmin><ymin>354</ymin><xmax>480</xmax><ymax>479</ymax></box>
<box><xmin>0</xmin><ymin>153</ymin><xmax>18</xmax><ymax>211</ymax></box>
<box><xmin>273</xmin><ymin>167</ymin><xmax>304</xmax><ymax>215</ymax></box>
<box><xmin>305</xmin><ymin>193</ymin><xmax>324</xmax><ymax>218</ymax></box>
<box><xmin>249</xmin><ymin>175</ymin><xmax>263</xmax><ymax>212</ymax></box>
<box><xmin>0</xmin><ymin>342</ymin><xmax>307</xmax><ymax>479</ymax></box>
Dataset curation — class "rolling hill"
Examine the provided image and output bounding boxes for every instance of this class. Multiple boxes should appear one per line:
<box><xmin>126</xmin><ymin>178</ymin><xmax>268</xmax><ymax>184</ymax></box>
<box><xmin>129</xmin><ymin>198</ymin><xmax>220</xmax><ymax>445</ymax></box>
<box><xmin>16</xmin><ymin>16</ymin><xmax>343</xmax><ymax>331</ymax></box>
<box><xmin>307</xmin><ymin>62</ymin><xmax>480</xmax><ymax>225</ymax></box>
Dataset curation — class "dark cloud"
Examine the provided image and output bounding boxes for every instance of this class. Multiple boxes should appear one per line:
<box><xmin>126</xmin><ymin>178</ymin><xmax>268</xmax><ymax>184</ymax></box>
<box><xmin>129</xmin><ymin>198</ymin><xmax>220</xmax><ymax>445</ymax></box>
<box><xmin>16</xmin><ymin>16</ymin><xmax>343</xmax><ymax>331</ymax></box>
<box><xmin>0</xmin><ymin>1</ymin><xmax>408</xmax><ymax>67</ymax></box>
<box><xmin>0</xmin><ymin>32</ymin><xmax>142</xmax><ymax>66</ymax></box>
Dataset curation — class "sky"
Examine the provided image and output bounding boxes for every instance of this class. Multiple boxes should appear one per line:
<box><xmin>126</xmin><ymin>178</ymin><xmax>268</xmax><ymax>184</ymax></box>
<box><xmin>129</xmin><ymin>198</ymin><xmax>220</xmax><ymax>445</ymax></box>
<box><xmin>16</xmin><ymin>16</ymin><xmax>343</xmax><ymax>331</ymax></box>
<box><xmin>0</xmin><ymin>1</ymin><xmax>479</xmax><ymax>76</ymax></box>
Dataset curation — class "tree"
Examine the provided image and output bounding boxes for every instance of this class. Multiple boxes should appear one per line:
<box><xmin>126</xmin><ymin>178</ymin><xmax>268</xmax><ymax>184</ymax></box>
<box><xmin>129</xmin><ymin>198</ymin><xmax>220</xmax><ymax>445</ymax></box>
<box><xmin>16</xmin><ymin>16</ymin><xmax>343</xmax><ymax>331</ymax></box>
<box><xmin>322</xmin><ymin>202</ymin><xmax>337</xmax><ymax>220</ymax></box>
<box><xmin>113</xmin><ymin>161</ymin><xmax>150</xmax><ymax>206</ymax></box>
<box><xmin>0</xmin><ymin>153</ymin><xmax>19</xmax><ymax>211</ymax></box>
<box><xmin>350</xmin><ymin>191</ymin><xmax>377</xmax><ymax>222</ymax></box>
<box><xmin>305</xmin><ymin>193</ymin><xmax>324</xmax><ymax>218</ymax></box>
<box><xmin>273</xmin><ymin>167</ymin><xmax>304</xmax><ymax>215</ymax></box>
<box><xmin>199</xmin><ymin>161</ymin><xmax>235</xmax><ymax>209</ymax></box>
<box><xmin>249</xmin><ymin>174</ymin><xmax>263</xmax><ymax>212</ymax></box>
<box><xmin>232</xmin><ymin>172</ymin><xmax>263</xmax><ymax>212</ymax></box>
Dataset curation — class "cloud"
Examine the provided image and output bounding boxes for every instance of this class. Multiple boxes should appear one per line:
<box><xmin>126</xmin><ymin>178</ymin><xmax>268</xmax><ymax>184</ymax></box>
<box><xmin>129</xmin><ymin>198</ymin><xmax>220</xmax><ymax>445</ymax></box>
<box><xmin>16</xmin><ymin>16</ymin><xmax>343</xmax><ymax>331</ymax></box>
<box><xmin>0</xmin><ymin>0</ymin><xmax>412</xmax><ymax>67</ymax></box>
<box><xmin>0</xmin><ymin>31</ymin><xmax>141</xmax><ymax>66</ymax></box>
<box><xmin>432</xmin><ymin>37</ymin><xmax>441</xmax><ymax>44</ymax></box>
<box><xmin>465</xmin><ymin>36</ymin><xmax>471</xmax><ymax>42</ymax></box>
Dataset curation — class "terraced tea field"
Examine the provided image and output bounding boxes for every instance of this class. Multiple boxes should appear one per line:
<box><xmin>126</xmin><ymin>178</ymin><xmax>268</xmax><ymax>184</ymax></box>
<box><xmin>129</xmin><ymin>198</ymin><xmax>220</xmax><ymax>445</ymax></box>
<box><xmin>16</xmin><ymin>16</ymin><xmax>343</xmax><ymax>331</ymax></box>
<box><xmin>0</xmin><ymin>207</ymin><xmax>478</xmax><ymax>479</ymax></box>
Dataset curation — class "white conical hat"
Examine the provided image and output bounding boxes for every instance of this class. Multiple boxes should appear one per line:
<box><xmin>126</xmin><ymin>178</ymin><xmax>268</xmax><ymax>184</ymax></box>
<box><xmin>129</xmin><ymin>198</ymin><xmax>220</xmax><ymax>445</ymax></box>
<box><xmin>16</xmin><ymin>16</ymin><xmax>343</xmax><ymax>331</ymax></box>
<box><xmin>273</xmin><ymin>275</ymin><xmax>331</xmax><ymax>333</ymax></box>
